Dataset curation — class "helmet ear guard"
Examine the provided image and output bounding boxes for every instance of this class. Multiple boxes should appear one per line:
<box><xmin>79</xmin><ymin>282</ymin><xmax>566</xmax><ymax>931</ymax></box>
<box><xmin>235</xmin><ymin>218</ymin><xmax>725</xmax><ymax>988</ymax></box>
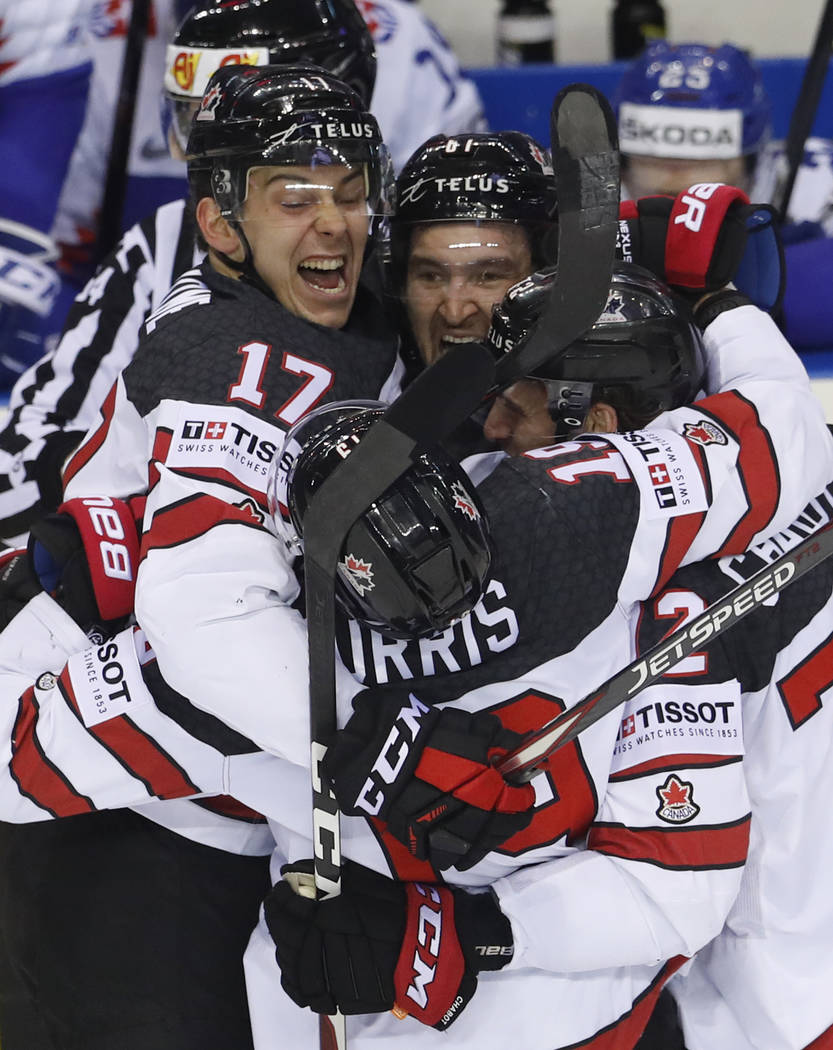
<box><xmin>268</xmin><ymin>402</ymin><xmax>494</xmax><ymax>639</ymax></box>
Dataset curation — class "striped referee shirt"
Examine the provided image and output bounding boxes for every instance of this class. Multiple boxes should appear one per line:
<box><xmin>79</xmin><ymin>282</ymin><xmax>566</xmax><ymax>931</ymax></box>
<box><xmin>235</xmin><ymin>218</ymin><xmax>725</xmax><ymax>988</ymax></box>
<box><xmin>0</xmin><ymin>198</ymin><xmax>201</xmax><ymax>543</ymax></box>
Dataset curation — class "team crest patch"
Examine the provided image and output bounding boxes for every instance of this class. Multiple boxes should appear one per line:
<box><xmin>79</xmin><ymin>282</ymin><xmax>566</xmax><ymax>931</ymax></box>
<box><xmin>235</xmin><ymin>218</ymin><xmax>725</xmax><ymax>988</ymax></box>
<box><xmin>340</xmin><ymin>553</ymin><xmax>375</xmax><ymax>595</ymax></box>
<box><xmin>656</xmin><ymin>774</ymin><xmax>700</xmax><ymax>824</ymax></box>
<box><xmin>451</xmin><ymin>481</ymin><xmax>479</xmax><ymax>521</ymax></box>
<box><xmin>683</xmin><ymin>420</ymin><xmax>728</xmax><ymax>446</ymax></box>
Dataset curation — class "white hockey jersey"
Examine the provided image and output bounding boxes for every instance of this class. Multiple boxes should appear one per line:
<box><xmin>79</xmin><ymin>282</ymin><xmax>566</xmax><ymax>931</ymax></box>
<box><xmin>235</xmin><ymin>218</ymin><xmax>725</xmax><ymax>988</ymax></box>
<box><xmin>637</xmin><ymin>494</ymin><xmax>833</xmax><ymax>1050</ymax></box>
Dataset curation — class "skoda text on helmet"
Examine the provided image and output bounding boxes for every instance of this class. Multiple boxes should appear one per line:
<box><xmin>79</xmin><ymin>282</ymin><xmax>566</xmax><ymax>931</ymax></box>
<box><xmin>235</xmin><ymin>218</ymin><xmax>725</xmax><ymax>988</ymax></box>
<box><xmin>486</xmin><ymin>259</ymin><xmax>706</xmax><ymax>438</ymax></box>
<box><xmin>163</xmin><ymin>0</ymin><xmax>376</xmax><ymax>155</ymax></box>
<box><xmin>268</xmin><ymin>401</ymin><xmax>493</xmax><ymax>638</ymax></box>
<box><xmin>613</xmin><ymin>42</ymin><xmax>771</xmax><ymax>163</ymax></box>
<box><xmin>186</xmin><ymin>64</ymin><xmax>393</xmax><ymax>293</ymax></box>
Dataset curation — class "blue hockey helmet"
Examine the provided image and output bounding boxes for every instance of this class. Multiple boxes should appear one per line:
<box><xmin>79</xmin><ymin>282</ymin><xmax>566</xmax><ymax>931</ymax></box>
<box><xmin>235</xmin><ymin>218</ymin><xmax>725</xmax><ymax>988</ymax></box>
<box><xmin>613</xmin><ymin>42</ymin><xmax>771</xmax><ymax>161</ymax></box>
<box><xmin>0</xmin><ymin>221</ymin><xmax>61</xmax><ymax>390</ymax></box>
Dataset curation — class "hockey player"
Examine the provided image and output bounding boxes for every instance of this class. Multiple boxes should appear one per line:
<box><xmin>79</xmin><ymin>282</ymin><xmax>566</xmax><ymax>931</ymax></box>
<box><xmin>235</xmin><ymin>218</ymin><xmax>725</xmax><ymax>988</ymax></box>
<box><xmin>484</xmin><ymin>179</ymin><xmax>788</xmax><ymax>456</ymax></box>
<box><xmin>0</xmin><ymin>62</ymin><xmax>402</xmax><ymax>1050</ymax></box>
<box><xmin>391</xmin><ymin>131</ymin><xmax>555</xmax><ymax>372</ymax></box>
<box><xmin>612</xmin><ymin>40</ymin><xmax>833</xmax><ymax>355</ymax></box>
<box><xmin>0</xmin><ymin>0</ymin><xmax>485</xmax><ymax>545</ymax></box>
<box><xmin>634</xmin><ymin>498</ymin><xmax>833</xmax><ymax>1050</ymax></box>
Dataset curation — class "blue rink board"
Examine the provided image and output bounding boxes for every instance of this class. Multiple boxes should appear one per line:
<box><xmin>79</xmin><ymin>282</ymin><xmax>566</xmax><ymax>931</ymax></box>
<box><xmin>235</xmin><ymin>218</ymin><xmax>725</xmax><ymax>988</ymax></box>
<box><xmin>466</xmin><ymin>57</ymin><xmax>833</xmax><ymax>145</ymax></box>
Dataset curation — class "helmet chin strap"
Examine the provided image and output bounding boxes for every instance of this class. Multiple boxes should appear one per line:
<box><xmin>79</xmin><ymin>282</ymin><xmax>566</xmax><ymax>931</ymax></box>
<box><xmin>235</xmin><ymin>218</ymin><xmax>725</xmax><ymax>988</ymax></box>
<box><xmin>216</xmin><ymin>220</ymin><xmax>278</xmax><ymax>302</ymax></box>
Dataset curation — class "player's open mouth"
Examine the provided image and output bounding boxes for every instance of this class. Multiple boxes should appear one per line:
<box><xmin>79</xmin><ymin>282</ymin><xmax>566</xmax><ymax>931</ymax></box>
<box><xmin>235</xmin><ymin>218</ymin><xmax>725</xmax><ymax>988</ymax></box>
<box><xmin>298</xmin><ymin>256</ymin><xmax>348</xmax><ymax>296</ymax></box>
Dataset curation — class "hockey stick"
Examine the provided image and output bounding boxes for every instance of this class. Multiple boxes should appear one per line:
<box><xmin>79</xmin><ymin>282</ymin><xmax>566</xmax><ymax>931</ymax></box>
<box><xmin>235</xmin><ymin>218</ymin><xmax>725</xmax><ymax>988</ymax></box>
<box><xmin>301</xmin><ymin>83</ymin><xmax>618</xmax><ymax>1049</ymax></box>
<box><xmin>95</xmin><ymin>0</ymin><xmax>151</xmax><ymax>264</ymax></box>
<box><xmin>775</xmin><ymin>0</ymin><xmax>833</xmax><ymax>223</ymax></box>
<box><xmin>494</xmin><ymin>519</ymin><xmax>833</xmax><ymax>783</ymax></box>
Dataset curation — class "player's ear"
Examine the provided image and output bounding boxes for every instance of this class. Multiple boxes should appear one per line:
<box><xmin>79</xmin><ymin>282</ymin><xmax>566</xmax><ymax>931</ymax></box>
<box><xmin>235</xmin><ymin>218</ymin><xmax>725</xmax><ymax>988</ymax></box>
<box><xmin>583</xmin><ymin>401</ymin><xmax>619</xmax><ymax>434</ymax></box>
<box><xmin>196</xmin><ymin>197</ymin><xmax>242</xmax><ymax>259</ymax></box>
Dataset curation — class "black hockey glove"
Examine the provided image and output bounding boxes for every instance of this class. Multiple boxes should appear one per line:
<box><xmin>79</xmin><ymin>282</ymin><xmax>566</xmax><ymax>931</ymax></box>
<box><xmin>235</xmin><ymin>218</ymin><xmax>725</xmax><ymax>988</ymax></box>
<box><xmin>618</xmin><ymin>183</ymin><xmax>784</xmax><ymax>312</ymax></box>
<box><xmin>265</xmin><ymin>860</ymin><xmax>513</xmax><ymax>1030</ymax></box>
<box><xmin>0</xmin><ymin>495</ymin><xmax>145</xmax><ymax>635</ymax></box>
<box><xmin>323</xmin><ymin>689</ymin><xmax>536</xmax><ymax>872</ymax></box>
<box><xmin>0</xmin><ymin>546</ymin><xmax>42</xmax><ymax>630</ymax></box>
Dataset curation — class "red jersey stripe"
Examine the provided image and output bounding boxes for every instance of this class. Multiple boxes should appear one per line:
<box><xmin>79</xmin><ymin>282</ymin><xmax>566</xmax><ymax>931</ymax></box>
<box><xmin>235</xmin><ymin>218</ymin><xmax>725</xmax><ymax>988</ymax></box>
<box><xmin>609</xmin><ymin>754</ymin><xmax>742</xmax><ymax>781</ymax></box>
<box><xmin>565</xmin><ymin>956</ymin><xmax>687</xmax><ymax>1049</ymax></box>
<box><xmin>195</xmin><ymin>796</ymin><xmax>267</xmax><ymax>822</ymax></box>
<box><xmin>141</xmin><ymin>492</ymin><xmax>264</xmax><ymax>558</ymax></box>
<box><xmin>10</xmin><ymin>687</ymin><xmax>95</xmax><ymax>817</ymax></box>
<box><xmin>62</xmin><ymin>383</ymin><xmax>118</xmax><ymax>486</ymax></box>
<box><xmin>704</xmin><ymin>390</ymin><xmax>780</xmax><ymax>554</ymax></box>
<box><xmin>805</xmin><ymin>1022</ymin><xmax>833</xmax><ymax>1049</ymax></box>
<box><xmin>588</xmin><ymin>815</ymin><xmax>750</xmax><ymax>870</ymax></box>
<box><xmin>58</xmin><ymin>671</ymin><xmax>201</xmax><ymax>801</ymax></box>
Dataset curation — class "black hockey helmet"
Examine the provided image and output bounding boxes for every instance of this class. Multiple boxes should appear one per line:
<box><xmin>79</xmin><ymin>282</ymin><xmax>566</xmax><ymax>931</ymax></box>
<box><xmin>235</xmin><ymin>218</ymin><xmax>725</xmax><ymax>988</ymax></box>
<box><xmin>163</xmin><ymin>0</ymin><xmax>376</xmax><ymax>154</ymax></box>
<box><xmin>486</xmin><ymin>260</ymin><xmax>706</xmax><ymax>434</ymax></box>
<box><xmin>390</xmin><ymin>131</ymin><xmax>558</xmax><ymax>289</ymax></box>
<box><xmin>186</xmin><ymin>63</ymin><xmax>390</xmax><ymax>218</ymax></box>
<box><xmin>268</xmin><ymin>401</ymin><xmax>493</xmax><ymax>638</ymax></box>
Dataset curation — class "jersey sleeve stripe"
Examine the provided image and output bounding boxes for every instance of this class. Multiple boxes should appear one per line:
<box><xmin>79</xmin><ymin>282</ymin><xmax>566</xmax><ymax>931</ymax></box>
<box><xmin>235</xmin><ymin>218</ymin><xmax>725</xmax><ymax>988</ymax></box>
<box><xmin>588</xmin><ymin>815</ymin><xmax>751</xmax><ymax>870</ymax></box>
<box><xmin>194</xmin><ymin>796</ymin><xmax>267</xmax><ymax>823</ymax></box>
<box><xmin>158</xmin><ymin>463</ymin><xmax>267</xmax><ymax>506</ymax></box>
<box><xmin>653</xmin><ymin>510</ymin><xmax>707</xmax><ymax>595</ymax></box>
<box><xmin>57</xmin><ymin>671</ymin><xmax>202</xmax><ymax>801</ymax></box>
<box><xmin>10</xmin><ymin>687</ymin><xmax>95</xmax><ymax>817</ymax></box>
<box><xmin>609</xmin><ymin>754</ymin><xmax>742</xmax><ymax>781</ymax></box>
<box><xmin>567</xmin><ymin>955</ymin><xmax>686</xmax><ymax>1049</ymax></box>
<box><xmin>62</xmin><ymin>382</ymin><xmax>119</xmax><ymax>487</ymax></box>
<box><xmin>704</xmin><ymin>390</ymin><xmax>780</xmax><ymax>553</ymax></box>
<box><xmin>140</xmin><ymin>492</ymin><xmax>266</xmax><ymax>557</ymax></box>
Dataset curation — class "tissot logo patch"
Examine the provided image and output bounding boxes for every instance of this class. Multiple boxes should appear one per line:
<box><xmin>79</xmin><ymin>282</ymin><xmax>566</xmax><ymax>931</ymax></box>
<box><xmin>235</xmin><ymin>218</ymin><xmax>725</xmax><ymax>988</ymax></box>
<box><xmin>604</xmin><ymin>428</ymin><xmax>708</xmax><ymax>519</ymax></box>
<box><xmin>167</xmin><ymin>404</ymin><xmax>278</xmax><ymax>493</ymax></box>
<box><xmin>656</xmin><ymin>774</ymin><xmax>700</xmax><ymax>824</ymax></box>
<box><xmin>683</xmin><ymin>420</ymin><xmax>729</xmax><ymax>446</ymax></box>
<box><xmin>183</xmin><ymin>420</ymin><xmax>227</xmax><ymax>440</ymax></box>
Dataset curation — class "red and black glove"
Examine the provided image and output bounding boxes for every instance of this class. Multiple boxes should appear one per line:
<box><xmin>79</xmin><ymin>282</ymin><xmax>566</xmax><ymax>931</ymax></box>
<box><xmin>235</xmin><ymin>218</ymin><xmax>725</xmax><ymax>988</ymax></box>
<box><xmin>617</xmin><ymin>182</ymin><xmax>784</xmax><ymax>311</ymax></box>
<box><xmin>23</xmin><ymin>494</ymin><xmax>145</xmax><ymax>634</ymax></box>
<box><xmin>265</xmin><ymin>860</ymin><xmax>513</xmax><ymax>1029</ymax></box>
<box><xmin>323</xmin><ymin>689</ymin><xmax>536</xmax><ymax>871</ymax></box>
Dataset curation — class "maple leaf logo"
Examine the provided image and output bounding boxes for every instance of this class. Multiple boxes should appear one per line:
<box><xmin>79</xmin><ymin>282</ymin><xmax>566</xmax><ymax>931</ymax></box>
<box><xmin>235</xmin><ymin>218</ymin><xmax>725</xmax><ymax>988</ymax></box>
<box><xmin>655</xmin><ymin>774</ymin><xmax>700</xmax><ymax>824</ymax></box>
<box><xmin>451</xmin><ymin>481</ymin><xmax>479</xmax><ymax>521</ymax></box>
<box><xmin>340</xmin><ymin>553</ymin><xmax>374</xmax><ymax>595</ymax></box>
<box><xmin>683</xmin><ymin>420</ymin><xmax>728</xmax><ymax>447</ymax></box>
